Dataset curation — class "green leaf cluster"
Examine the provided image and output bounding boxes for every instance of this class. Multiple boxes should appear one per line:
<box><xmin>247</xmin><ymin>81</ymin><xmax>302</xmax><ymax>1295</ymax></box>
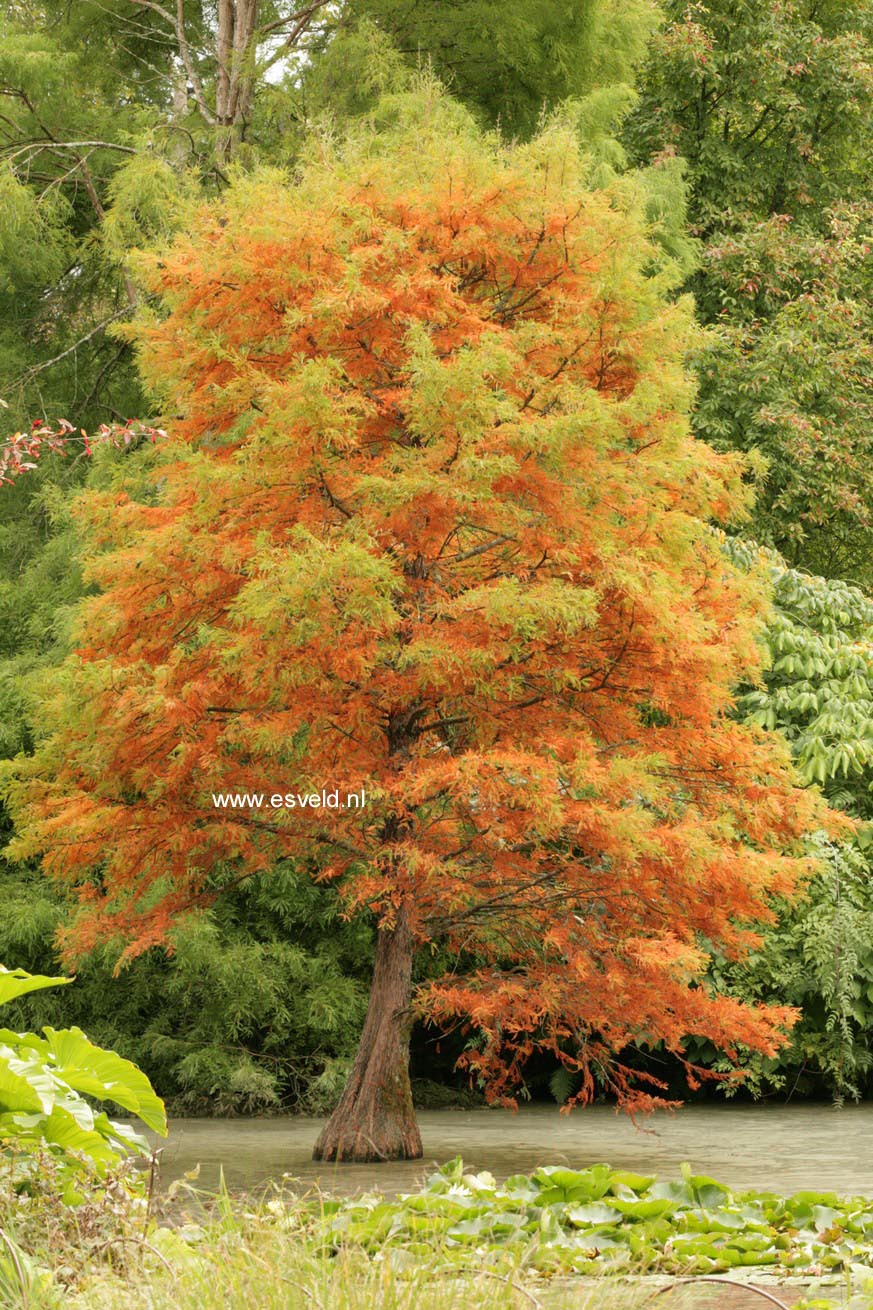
<box><xmin>727</xmin><ymin>541</ymin><xmax>873</xmax><ymax>799</ymax></box>
<box><xmin>336</xmin><ymin>0</ymin><xmax>660</xmax><ymax>140</ymax></box>
<box><xmin>701</xmin><ymin>539</ymin><xmax>873</xmax><ymax>1099</ymax></box>
<box><xmin>0</xmin><ymin>865</ymin><xmax>371</xmax><ymax>1116</ymax></box>
<box><xmin>695</xmin><ymin>208</ymin><xmax>873</xmax><ymax>582</ymax></box>
<box><xmin>0</xmin><ymin>965</ymin><xmax>166</xmax><ymax>1192</ymax></box>
<box><xmin>626</xmin><ymin>0</ymin><xmax>872</xmax><ymax>237</ymax></box>
<box><xmin>626</xmin><ymin>2</ymin><xmax>872</xmax><ymax>587</ymax></box>
<box><xmin>322</xmin><ymin>1156</ymin><xmax>873</xmax><ymax>1280</ymax></box>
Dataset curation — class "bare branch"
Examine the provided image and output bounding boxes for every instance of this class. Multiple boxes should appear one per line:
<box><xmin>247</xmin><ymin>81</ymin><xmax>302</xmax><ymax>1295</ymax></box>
<box><xmin>257</xmin><ymin>0</ymin><xmax>333</xmax><ymax>76</ymax></box>
<box><xmin>129</xmin><ymin>0</ymin><xmax>216</xmax><ymax>125</ymax></box>
<box><xmin>443</xmin><ymin>534</ymin><xmax>516</xmax><ymax>564</ymax></box>
<box><xmin>257</xmin><ymin>0</ymin><xmax>331</xmax><ymax>39</ymax></box>
<box><xmin>415</xmin><ymin>715</ymin><xmax>470</xmax><ymax>735</ymax></box>
<box><xmin>0</xmin><ymin>87</ymin><xmax>137</xmax><ymax>304</ymax></box>
<box><xmin>1</xmin><ymin>139</ymin><xmax>137</xmax><ymax>160</ymax></box>
<box><xmin>10</xmin><ymin>308</ymin><xmax>134</xmax><ymax>385</ymax></box>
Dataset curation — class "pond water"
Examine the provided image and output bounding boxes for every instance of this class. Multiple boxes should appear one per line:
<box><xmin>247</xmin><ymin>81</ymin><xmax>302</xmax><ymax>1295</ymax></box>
<box><xmin>152</xmin><ymin>1102</ymin><xmax>873</xmax><ymax>1197</ymax></box>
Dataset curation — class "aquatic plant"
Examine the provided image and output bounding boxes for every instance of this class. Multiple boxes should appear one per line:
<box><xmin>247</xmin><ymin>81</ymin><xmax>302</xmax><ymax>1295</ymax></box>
<box><xmin>321</xmin><ymin>1156</ymin><xmax>873</xmax><ymax>1282</ymax></box>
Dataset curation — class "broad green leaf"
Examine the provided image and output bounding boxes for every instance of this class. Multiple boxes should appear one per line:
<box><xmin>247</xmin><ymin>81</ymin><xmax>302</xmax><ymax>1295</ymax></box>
<box><xmin>608</xmin><ymin>1196</ymin><xmax>678</xmax><ymax>1220</ymax></box>
<box><xmin>0</xmin><ymin>1046</ymin><xmax>55</xmax><ymax>1115</ymax></box>
<box><xmin>609</xmin><ymin>1171</ymin><xmax>656</xmax><ymax>1194</ymax></box>
<box><xmin>37</xmin><ymin>1027</ymin><xmax>167</xmax><ymax>1134</ymax></box>
<box><xmin>37</xmin><ymin>1103</ymin><xmax>121</xmax><ymax>1167</ymax></box>
<box><xmin>0</xmin><ymin>967</ymin><xmax>70</xmax><ymax>1008</ymax></box>
<box><xmin>565</xmin><ymin>1202</ymin><xmax>620</xmax><ymax>1226</ymax></box>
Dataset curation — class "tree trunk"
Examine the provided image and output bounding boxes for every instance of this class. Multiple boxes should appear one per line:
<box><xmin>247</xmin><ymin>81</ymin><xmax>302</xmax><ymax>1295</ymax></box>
<box><xmin>312</xmin><ymin>905</ymin><xmax>422</xmax><ymax>1163</ymax></box>
<box><xmin>214</xmin><ymin>0</ymin><xmax>260</xmax><ymax>161</ymax></box>
<box><xmin>215</xmin><ymin>0</ymin><xmax>234</xmax><ymax>126</ymax></box>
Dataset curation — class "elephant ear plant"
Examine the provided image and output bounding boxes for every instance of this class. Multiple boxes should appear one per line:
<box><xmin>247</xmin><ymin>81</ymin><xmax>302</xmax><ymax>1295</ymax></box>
<box><xmin>0</xmin><ymin>966</ymin><xmax>167</xmax><ymax>1199</ymax></box>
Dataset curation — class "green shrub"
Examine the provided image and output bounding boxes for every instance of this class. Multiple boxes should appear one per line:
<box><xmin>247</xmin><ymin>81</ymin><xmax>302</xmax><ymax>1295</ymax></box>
<box><xmin>0</xmin><ymin>966</ymin><xmax>166</xmax><ymax>1197</ymax></box>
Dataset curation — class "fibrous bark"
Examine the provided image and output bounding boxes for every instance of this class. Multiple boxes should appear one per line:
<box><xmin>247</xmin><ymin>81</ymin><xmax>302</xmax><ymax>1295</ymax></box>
<box><xmin>215</xmin><ymin>0</ymin><xmax>260</xmax><ymax>158</ymax></box>
<box><xmin>312</xmin><ymin>905</ymin><xmax>422</xmax><ymax>1163</ymax></box>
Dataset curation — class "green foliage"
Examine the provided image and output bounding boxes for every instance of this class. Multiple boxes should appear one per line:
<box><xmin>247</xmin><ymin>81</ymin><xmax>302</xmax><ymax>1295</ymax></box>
<box><xmin>0</xmin><ymin>162</ymin><xmax>70</xmax><ymax>292</ymax></box>
<box><xmin>626</xmin><ymin>0</ymin><xmax>873</xmax><ymax>235</ymax></box>
<box><xmin>0</xmin><ymin>1230</ymin><xmax>58</xmax><ymax>1310</ymax></box>
<box><xmin>341</xmin><ymin>0</ymin><xmax>660</xmax><ymax>139</ymax></box>
<box><xmin>627</xmin><ymin>2</ymin><xmax>873</xmax><ymax>584</ymax></box>
<box><xmin>0</xmin><ymin>866</ymin><xmax>370</xmax><ymax>1114</ymax></box>
<box><xmin>101</xmin><ymin>154</ymin><xmax>201</xmax><ymax>263</ymax></box>
<box><xmin>727</xmin><ymin>540</ymin><xmax>873</xmax><ymax>799</ymax></box>
<box><xmin>695</xmin><ymin>207</ymin><xmax>873</xmax><ymax>582</ymax></box>
<box><xmin>323</xmin><ymin>1157</ymin><xmax>873</xmax><ymax>1282</ymax></box>
<box><xmin>0</xmin><ymin>966</ymin><xmax>166</xmax><ymax>1189</ymax></box>
<box><xmin>697</xmin><ymin>539</ymin><xmax>873</xmax><ymax>1099</ymax></box>
<box><xmin>0</xmin><ymin>22</ymin><xmax>146</xmax><ymax>431</ymax></box>
<box><xmin>294</xmin><ymin>16</ymin><xmax>415</xmax><ymax>133</ymax></box>
<box><xmin>706</xmin><ymin>836</ymin><xmax>873</xmax><ymax>1102</ymax></box>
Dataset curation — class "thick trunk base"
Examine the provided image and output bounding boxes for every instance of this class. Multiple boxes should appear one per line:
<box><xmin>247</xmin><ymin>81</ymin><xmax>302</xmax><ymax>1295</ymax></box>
<box><xmin>312</xmin><ymin>1100</ymin><xmax>422</xmax><ymax>1163</ymax></box>
<box><xmin>313</xmin><ymin>907</ymin><xmax>422</xmax><ymax>1163</ymax></box>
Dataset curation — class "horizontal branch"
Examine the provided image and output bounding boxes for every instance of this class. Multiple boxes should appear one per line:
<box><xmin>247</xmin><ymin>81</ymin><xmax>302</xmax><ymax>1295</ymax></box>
<box><xmin>10</xmin><ymin>307</ymin><xmax>134</xmax><ymax>385</ymax></box>
<box><xmin>442</xmin><ymin>534</ymin><xmax>516</xmax><ymax>564</ymax></box>
<box><xmin>2</xmin><ymin>139</ymin><xmax>137</xmax><ymax>161</ymax></box>
<box><xmin>416</xmin><ymin>714</ymin><xmax>470</xmax><ymax>735</ymax></box>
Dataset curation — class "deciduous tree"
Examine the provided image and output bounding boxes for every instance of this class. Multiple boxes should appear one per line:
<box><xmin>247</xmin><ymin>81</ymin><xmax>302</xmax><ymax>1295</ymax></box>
<box><xmin>626</xmin><ymin>0</ymin><xmax>873</xmax><ymax>583</ymax></box>
<box><xmin>694</xmin><ymin>207</ymin><xmax>873</xmax><ymax>582</ymax></box>
<box><xmin>626</xmin><ymin>0</ymin><xmax>872</xmax><ymax>238</ymax></box>
<box><xmin>6</xmin><ymin>88</ymin><xmax>824</xmax><ymax>1161</ymax></box>
<box><xmin>698</xmin><ymin>538</ymin><xmax>873</xmax><ymax>1100</ymax></box>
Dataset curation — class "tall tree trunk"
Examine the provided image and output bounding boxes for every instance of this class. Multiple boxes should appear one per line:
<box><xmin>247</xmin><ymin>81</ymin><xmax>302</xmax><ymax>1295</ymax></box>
<box><xmin>215</xmin><ymin>0</ymin><xmax>260</xmax><ymax>161</ymax></box>
<box><xmin>313</xmin><ymin>904</ymin><xmax>422</xmax><ymax>1163</ymax></box>
<box><xmin>215</xmin><ymin>0</ymin><xmax>234</xmax><ymax>126</ymax></box>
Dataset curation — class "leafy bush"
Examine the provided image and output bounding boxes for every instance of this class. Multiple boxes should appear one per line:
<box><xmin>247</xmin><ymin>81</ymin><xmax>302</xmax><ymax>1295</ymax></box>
<box><xmin>0</xmin><ymin>966</ymin><xmax>166</xmax><ymax>1194</ymax></box>
<box><xmin>0</xmin><ymin>868</ymin><xmax>370</xmax><ymax>1115</ymax></box>
<box><xmin>702</xmin><ymin>835</ymin><xmax>873</xmax><ymax>1102</ymax></box>
<box><xmin>703</xmin><ymin>540</ymin><xmax>873</xmax><ymax>1099</ymax></box>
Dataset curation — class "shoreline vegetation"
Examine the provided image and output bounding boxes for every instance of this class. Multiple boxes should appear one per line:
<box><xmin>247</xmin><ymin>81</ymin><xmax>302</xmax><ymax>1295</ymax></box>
<box><xmin>3</xmin><ymin>1156</ymin><xmax>873</xmax><ymax>1310</ymax></box>
<box><xmin>2</xmin><ymin>970</ymin><xmax>871</xmax><ymax>1306</ymax></box>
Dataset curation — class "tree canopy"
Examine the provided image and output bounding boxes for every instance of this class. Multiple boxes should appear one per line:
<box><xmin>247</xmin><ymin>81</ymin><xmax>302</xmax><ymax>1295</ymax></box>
<box><xmin>5</xmin><ymin>87</ymin><xmax>828</xmax><ymax>1159</ymax></box>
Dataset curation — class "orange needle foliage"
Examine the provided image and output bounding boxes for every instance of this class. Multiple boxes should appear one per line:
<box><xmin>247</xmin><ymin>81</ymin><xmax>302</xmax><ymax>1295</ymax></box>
<box><xmin>8</xmin><ymin>87</ymin><xmax>825</xmax><ymax>1160</ymax></box>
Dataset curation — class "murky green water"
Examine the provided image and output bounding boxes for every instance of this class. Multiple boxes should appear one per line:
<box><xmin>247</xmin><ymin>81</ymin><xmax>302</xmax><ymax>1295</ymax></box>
<box><xmin>153</xmin><ymin>1102</ymin><xmax>873</xmax><ymax>1197</ymax></box>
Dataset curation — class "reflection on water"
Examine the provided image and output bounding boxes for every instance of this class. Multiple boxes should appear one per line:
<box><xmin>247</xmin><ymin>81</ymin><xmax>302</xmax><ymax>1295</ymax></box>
<box><xmin>152</xmin><ymin>1102</ymin><xmax>872</xmax><ymax>1197</ymax></box>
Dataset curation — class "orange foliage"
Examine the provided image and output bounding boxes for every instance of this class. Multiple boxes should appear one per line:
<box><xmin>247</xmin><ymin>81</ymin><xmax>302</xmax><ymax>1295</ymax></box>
<box><xmin>9</xmin><ymin>101</ymin><xmax>827</xmax><ymax>1110</ymax></box>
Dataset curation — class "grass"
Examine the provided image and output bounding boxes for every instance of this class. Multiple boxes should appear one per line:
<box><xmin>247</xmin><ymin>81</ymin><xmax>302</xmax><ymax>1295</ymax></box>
<box><xmin>65</xmin><ymin>1236</ymin><xmax>657</xmax><ymax>1310</ymax></box>
<box><xmin>1</xmin><ymin>1158</ymin><xmax>870</xmax><ymax>1310</ymax></box>
<box><xmin>0</xmin><ymin>1187</ymin><xmax>665</xmax><ymax>1310</ymax></box>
